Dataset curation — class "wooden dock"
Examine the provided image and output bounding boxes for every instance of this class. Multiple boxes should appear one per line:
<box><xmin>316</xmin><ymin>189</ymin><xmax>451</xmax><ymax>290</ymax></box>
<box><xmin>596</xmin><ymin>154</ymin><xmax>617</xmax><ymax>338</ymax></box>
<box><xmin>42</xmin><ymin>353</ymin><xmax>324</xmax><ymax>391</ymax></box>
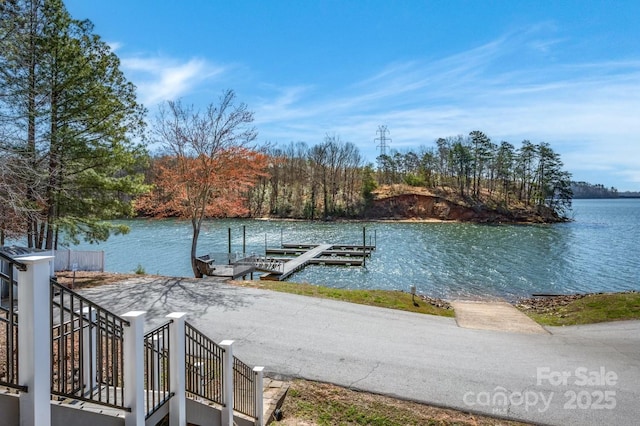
<box><xmin>196</xmin><ymin>241</ymin><xmax>374</xmax><ymax>281</ymax></box>
<box><xmin>260</xmin><ymin>243</ymin><xmax>372</xmax><ymax>281</ymax></box>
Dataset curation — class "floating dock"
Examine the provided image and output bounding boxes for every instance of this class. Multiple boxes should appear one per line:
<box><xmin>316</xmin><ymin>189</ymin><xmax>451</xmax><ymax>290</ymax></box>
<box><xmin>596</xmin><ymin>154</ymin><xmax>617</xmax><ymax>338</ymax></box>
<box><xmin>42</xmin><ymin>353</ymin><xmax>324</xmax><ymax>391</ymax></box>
<box><xmin>196</xmin><ymin>242</ymin><xmax>375</xmax><ymax>281</ymax></box>
<box><xmin>259</xmin><ymin>243</ymin><xmax>373</xmax><ymax>281</ymax></box>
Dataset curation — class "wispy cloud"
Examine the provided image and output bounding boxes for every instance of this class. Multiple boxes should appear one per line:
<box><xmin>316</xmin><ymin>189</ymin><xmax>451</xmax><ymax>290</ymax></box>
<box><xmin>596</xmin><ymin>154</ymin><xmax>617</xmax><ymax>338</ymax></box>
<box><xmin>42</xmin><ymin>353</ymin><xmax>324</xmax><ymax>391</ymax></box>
<box><xmin>107</xmin><ymin>41</ymin><xmax>123</xmax><ymax>52</ymax></box>
<box><xmin>121</xmin><ymin>56</ymin><xmax>225</xmax><ymax>106</ymax></box>
<box><xmin>251</xmin><ymin>26</ymin><xmax>640</xmax><ymax>188</ymax></box>
<box><xmin>116</xmin><ymin>25</ymin><xmax>639</xmax><ymax>189</ymax></box>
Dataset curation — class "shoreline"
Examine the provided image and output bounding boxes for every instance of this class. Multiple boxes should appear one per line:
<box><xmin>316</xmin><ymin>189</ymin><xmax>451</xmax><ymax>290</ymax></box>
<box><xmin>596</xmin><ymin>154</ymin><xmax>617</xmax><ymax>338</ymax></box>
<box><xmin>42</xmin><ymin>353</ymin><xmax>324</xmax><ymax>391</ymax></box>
<box><xmin>54</xmin><ymin>270</ymin><xmax>639</xmax><ymax>302</ymax></box>
<box><xmin>206</xmin><ymin>215</ymin><xmax>561</xmax><ymax>225</ymax></box>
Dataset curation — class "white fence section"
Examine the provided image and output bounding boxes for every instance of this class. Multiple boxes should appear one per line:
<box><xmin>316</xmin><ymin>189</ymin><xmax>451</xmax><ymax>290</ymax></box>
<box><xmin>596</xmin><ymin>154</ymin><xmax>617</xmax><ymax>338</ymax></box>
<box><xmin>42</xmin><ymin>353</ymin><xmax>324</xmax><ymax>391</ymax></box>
<box><xmin>54</xmin><ymin>249</ymin><xmax>104</xmax><ymax>272</ymax></box>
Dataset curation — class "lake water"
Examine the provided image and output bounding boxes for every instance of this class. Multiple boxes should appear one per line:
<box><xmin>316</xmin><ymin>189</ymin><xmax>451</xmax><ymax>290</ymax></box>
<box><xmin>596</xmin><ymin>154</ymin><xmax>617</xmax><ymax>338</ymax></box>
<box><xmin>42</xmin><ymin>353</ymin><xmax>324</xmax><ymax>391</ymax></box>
<box><xmin>62</xmin><ymin>199</ymin><xmax>640</xmax><ymax>300</ymax></box>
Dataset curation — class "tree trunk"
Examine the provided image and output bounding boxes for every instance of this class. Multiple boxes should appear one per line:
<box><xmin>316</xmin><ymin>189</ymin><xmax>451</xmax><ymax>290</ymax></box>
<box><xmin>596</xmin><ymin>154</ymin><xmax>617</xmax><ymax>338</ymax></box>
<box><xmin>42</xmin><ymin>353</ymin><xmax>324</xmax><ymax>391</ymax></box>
<box><xmin>26</xmin><ymin>4</ymin><xmax>37</xmax><ymax>249</ymax></box>
<box><xmin>45</xmin><ymin>91</ymin><xmax>59</xmax><ymax>250</ymax></box>
<box><xmin>190</xmin><ymin>218</ymin><xmax>203</xmax><ymax>278</ymax></box>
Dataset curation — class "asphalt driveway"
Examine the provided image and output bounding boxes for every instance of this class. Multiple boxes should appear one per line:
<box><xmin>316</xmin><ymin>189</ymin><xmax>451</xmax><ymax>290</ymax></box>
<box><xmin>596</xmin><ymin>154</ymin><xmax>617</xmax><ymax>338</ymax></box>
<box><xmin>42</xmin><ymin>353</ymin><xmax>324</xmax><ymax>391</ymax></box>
<box><xmin>79</xmin><ymin>277</ymin><xmax>640</xmax><ymax>426</ymax></box>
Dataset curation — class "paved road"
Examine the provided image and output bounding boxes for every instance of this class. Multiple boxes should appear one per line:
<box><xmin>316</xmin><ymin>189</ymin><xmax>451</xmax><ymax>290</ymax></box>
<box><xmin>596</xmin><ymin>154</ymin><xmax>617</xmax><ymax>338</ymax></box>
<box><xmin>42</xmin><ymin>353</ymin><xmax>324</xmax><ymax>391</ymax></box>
<box><xmin>80</xmin><ymin>277</ymin><xmax>640</xmax><ymax>426</ymax></box>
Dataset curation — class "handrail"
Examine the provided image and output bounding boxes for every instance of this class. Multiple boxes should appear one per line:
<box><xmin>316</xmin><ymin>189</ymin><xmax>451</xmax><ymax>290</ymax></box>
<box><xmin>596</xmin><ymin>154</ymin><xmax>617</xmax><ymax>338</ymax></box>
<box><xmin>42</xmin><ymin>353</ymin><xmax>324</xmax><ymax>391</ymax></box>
<box><xmin>233</xmin><ymin>356</ymin><xmax>257</xmax><ymax>418</ymax></box>
<box><xmin>144</xmin><ymin>321</ymin><xmax>173</xmax><ymax>418</ymax></box>
<box><xmin>247</xmin><ymin>255</ymin><xmax>286</xmax><ymax>273</ymax></box>
<box><xmin>50</xmin><ymin>278</ymin><xmax>129</xmax><ymax>410</ymax></box>
<box><xmin>0</xmin><ymin>253</ymin><xmax>25</xmax><ymax>391</ymax></box>
<box><xmin>0</xmin><ymin>251</ymin><xmax>26</xmax><ymax>272</ymax></box>
<box><xmin>185</xmin><ymin>322</ymin><xmax>224</xmax><ymax>406</ymax></box>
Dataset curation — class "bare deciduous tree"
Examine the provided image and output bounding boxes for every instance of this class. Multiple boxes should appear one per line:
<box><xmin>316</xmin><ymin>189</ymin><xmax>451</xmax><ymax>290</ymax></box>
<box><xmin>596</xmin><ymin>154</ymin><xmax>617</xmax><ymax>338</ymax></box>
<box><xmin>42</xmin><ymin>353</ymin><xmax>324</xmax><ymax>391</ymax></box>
<box><xmin>142</xmin><ymin>90</ymin><xmax>263</xmax><ymax>277</ymax></box>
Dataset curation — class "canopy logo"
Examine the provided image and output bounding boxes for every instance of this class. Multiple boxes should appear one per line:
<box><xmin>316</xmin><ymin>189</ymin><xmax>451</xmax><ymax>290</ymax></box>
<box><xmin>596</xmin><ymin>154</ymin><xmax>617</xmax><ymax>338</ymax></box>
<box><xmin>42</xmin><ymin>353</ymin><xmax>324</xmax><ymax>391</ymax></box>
<box><xmin>463</xmin><ymin>387</ymin><xmax>553</xmax><ymax>415</ymax></box>
<box><xmin>462</xmin><ymin>366</ymin><xmax>618</xmax><ymax>415</ymax></box>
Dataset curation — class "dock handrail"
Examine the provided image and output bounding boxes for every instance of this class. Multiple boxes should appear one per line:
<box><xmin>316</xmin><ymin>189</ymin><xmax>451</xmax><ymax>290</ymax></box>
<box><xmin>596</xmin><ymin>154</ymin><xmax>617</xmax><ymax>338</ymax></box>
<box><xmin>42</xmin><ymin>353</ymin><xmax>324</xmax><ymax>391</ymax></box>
<box><xmin>248</xmin><ymin>255</ymin><xmax>285</xmax><ymax>274</ymax></box>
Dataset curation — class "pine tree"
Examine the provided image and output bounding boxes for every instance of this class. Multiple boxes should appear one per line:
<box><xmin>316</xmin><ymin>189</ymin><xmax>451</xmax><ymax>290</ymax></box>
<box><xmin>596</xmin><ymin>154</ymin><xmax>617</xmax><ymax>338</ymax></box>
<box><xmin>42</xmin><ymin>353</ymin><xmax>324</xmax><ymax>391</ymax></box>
<box><xmin>0</xmin><ymin>0</ymin><xmax>148</xmax><ymax>248</ymax></box>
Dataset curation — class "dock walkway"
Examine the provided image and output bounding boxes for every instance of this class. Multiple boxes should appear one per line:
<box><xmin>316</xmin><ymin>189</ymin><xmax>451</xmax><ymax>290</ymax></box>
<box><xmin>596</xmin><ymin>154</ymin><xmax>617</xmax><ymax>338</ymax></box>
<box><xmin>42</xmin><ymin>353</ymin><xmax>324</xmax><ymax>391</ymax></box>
<box><xmin>259</xmin><ymin>242</ymin><xmax>373</xmax><ymax>281</ymax></box>
<box><xmin>261</xmin><ymin>244</ymin><xmax>331</xmax><ymax>281</ymax></box>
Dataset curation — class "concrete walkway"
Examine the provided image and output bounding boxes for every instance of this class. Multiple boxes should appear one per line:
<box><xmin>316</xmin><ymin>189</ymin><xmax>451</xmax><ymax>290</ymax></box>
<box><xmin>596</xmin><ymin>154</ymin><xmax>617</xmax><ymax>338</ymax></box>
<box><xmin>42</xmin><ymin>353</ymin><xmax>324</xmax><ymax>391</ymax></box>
<box><xmin>451</xmin><ymin>300</ymin><xmax>549</xmax><ymax>334</ymax></box>
<box><xmin>79</xmin><ymin>277</ymin><xmax>640</xmax><ymax>426</ymax></box>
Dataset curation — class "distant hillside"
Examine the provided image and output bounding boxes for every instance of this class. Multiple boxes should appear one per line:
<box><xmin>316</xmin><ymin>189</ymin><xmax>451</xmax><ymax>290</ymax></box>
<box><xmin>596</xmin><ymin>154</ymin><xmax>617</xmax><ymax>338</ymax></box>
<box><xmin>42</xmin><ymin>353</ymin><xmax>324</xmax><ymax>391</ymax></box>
<box><xmin>571</xmin><ymin>181</ymin><xmax>618</xmax><ymax>199</ymax></box>
<box><xmin>619</xmin><ymin>191</ymin><xmax>640</xmax><ymax>198</ymax></box>
<box><xmin>571</xmin><ymin>181</ymin><xmax>640</xmax><ymax>198</ymax></box>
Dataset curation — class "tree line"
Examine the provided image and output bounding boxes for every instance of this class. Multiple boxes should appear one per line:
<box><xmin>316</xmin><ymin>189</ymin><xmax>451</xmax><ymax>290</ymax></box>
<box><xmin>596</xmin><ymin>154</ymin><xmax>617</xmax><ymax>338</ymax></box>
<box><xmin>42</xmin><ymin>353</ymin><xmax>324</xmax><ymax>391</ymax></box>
<box><xmin>571</xmin><ymin>182</ymin><xmax>618</xmax><ymax>199</ymax></box>
<box><xmin>246</xmin><ymin>136</ymin><xmax>366</xmax><ymax>219</ymax></box>
<box><xmin>374</xmin><ymin>132</ymin><xmax>573</xmax><ymax>214</ymax></box>
<box><xmin>241</xmin><ymin>131</ymin><xmax>573</xmax><ymax>220</ymax></box>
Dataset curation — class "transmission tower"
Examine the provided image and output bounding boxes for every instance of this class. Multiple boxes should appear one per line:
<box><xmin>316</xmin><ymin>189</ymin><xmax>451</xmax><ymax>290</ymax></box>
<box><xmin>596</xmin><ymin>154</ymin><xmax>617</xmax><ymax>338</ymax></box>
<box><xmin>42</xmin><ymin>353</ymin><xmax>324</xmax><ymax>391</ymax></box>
<box><xmin>375</xmin><ymin>125</ymin><xmax>391</xmax><ymax>156</ymax></box>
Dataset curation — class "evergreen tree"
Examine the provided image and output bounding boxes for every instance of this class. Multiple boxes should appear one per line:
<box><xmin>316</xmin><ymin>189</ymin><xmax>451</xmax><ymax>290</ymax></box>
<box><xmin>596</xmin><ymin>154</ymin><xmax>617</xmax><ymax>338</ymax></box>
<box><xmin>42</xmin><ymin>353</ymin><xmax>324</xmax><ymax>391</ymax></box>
<box><xmin>0</xmin><ymin>0</ymin><xmax>148</xmax><ymax>248</ymax></box>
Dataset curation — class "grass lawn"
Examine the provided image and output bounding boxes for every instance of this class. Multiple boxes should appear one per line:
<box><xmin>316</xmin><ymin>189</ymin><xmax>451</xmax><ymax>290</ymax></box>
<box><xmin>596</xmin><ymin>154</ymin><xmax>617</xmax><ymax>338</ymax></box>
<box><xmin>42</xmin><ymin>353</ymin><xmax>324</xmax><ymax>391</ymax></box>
<box><xmin>231</xmin><ymin>279</ymin><xmax>455</xmax><ymax>318</ymax></box>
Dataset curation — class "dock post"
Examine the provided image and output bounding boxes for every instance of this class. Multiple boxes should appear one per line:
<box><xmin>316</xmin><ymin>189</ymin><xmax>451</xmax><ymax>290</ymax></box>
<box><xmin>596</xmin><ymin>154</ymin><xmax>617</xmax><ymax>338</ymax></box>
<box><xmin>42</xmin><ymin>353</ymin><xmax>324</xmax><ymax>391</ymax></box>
<box><xmin>228</xmin><ymin>228</ymin><xmax>232</xmax><ymax>264</ymax></box>
<box><xmin>243</xmin><ymin>225</ymin><xmax>246</xmax><ymax>257</ymax></box>
<box><xmin>362</xmin><ymin>226</ymin><xmax>366</xmax><ymax>267</ymax></box>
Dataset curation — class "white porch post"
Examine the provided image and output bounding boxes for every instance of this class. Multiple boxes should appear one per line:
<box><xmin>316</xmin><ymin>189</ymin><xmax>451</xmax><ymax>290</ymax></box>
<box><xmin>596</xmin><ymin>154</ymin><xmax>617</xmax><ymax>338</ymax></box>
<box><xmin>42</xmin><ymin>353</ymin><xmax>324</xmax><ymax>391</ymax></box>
<box><xmin>253</xmin><ymin>366</ymin><xmax>264</xmax><ymax>426</ymax></box>
<box><xmin>166</xmin><ymin>312</ymin><xmax>187</xmax><ymax>426</ymax></box>
<box><xmin>17</xmin><ymin>255</ymin><xmax>54</xmax><ymax>426</ymax></box>
<box><xmin>122</xmin><ymin>311</ymin><xmax>146</xmax><ymax>426</ymax></box>
<box><xmin>220</xmin><ymin>340</ymin><xmax>234</xmax><ymax>426</ymax></box>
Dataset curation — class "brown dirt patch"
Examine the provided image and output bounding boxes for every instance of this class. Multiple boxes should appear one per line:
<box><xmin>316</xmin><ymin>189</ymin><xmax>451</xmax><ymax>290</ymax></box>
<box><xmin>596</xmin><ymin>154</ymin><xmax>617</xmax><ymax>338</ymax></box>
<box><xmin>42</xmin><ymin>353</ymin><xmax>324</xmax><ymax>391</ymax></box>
<box><xmin>54</xmin><ymin>271</ymin><xmax>145</xmax><ymax>289</ymax></box>
<box><xmin>273</xmin><ymin>379</ymin><xmax>530</xmax><ymax>425</ymax></box>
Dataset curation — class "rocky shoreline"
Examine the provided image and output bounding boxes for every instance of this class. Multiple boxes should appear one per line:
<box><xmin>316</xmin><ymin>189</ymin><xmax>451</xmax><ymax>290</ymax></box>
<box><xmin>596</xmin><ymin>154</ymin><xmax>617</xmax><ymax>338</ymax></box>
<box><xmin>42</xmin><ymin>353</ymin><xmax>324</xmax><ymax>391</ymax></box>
<box><xmin>515</xmin><ymin>291</ymin><xmax>638</xmax><ymax>315</ymax></box>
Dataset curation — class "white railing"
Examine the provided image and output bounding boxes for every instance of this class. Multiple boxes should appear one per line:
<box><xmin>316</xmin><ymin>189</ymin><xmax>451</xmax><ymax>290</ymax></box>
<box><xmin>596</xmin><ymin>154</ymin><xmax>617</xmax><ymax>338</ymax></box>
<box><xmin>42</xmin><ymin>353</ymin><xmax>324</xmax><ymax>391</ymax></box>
<box><xmin>1</xmin><ymin>255</ymin><xmax>265</xmax><ymax>426</ymax></box>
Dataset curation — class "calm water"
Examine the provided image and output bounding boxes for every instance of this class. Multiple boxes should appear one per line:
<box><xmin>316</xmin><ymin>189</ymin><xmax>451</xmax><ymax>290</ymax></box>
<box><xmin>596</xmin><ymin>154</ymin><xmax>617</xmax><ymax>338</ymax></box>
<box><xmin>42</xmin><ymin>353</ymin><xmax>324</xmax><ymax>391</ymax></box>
<box><xmin>64</xmin><ymin>199</ymin><xmax>639</xmax><ymax>300</ymax></box>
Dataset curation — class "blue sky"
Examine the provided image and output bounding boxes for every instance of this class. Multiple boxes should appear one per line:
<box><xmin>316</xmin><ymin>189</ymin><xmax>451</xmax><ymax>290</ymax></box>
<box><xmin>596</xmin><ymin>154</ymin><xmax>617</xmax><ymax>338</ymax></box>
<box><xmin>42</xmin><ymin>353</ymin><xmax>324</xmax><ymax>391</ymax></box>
<box><xmin>65</xmin><ymin>0</ymin><xmax>640</xmax><ymax>191</ymax></box>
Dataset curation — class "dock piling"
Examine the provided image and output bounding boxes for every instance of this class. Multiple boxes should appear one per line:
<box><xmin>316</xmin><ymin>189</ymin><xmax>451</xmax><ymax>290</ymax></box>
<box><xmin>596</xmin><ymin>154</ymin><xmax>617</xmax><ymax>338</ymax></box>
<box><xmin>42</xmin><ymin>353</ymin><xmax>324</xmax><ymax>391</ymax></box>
<box><xmin>362</xmin><ymin>226</ymin><xmax>366</xmax><ymax>267</ymax></box>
